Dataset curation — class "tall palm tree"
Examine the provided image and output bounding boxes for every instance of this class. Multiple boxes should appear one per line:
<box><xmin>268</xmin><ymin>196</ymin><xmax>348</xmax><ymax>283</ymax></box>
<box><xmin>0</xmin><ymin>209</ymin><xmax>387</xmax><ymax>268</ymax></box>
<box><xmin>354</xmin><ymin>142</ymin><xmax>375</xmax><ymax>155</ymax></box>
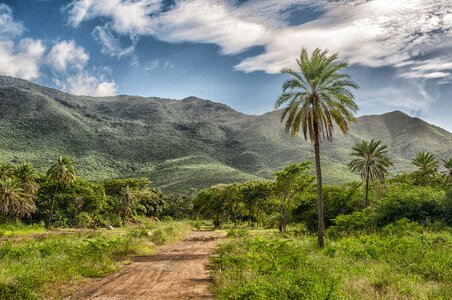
<box><xmin>275</xmin><ymin>48</ymin><xmax>359</xmax><ymax>248</ymax></box>
<box><xmin>0</xmin><ymin>161</ymin><xmax>14</xmax><ymax>181</ymax></box>
<box><xmin>0</xmin><ymin>178</ymin><xmax>36</xmax><ymax>218</ymax></box>
<box><xmin>14</xmin><ymin>162</ymin><xmax>39</xmax><ymax>195</ymax></box>
<box><xmin>46</xmin><ymin>156</ymin><xmax>76</xmax><ymax>228</ymax></box>
<box><xmin>348</xmin><ymin>139</ymin><xmax>392</xmax><ymax>207</ymax></box>
<box><xmin>412</xmin><ymin>152</ymin><xmax>438</xmax><ymax>185</ymax></box>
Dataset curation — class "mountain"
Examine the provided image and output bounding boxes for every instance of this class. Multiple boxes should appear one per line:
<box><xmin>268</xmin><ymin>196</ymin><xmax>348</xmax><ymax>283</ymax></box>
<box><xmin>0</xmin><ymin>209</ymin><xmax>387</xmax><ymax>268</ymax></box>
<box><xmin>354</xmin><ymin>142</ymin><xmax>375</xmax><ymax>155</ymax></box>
<box><xmin>1</xmin><ymin>76</ymin><xmax>452</xmax><ymax>193</ymax></box>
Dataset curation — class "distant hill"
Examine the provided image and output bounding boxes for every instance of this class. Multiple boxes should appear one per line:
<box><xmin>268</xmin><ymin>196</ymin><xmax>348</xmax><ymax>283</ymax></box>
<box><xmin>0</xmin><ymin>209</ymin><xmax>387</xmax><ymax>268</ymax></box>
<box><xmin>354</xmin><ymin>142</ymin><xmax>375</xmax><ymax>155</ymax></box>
<box><xmin>1</xmin><ymin>76</ymin><xmax>452</xmax><ymax>193</ymax></box>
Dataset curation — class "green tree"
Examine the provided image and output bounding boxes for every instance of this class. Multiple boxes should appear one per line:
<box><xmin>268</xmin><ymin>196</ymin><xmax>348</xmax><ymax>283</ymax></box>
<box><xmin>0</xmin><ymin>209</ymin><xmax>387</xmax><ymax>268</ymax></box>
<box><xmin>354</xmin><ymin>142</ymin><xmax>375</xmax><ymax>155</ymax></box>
<box><xmin>240</xmin><ymin>181</ymin><xmax>273</xmax><ymax>227</ymax></box>
<box><xmin>194</xmin><ymin>184</ymin><xmax>230</xmax><ymax>228</ymax></box>
<box><xmin>14</xmin><ymin>162</ymin><xmax>39</xmax><ymax>195</ymax></box>
<box><xmin>0</xmin><ymin>178</ymin><xmax>36</xmax><ymax>218</ymax></box>
<box><xmin>412</xmin><ymin>152</ymin><xmax>439</xmax><ymax>185</ymax></box>
<box><xmin>272</xmin><ymin>162</ymin><xmax>315</xmax><ymax>232</ymax></box>
<box><xmin>119</xmin><ymin>186</ymin><xmax>137</xmax><ymax>224</ymax></box>
<box><xmin>275</xmin><ymin>48</ymin><xmax>359</xmax><ymax>247</ymax></box>
<box><xmin>228</xmin><ymin>184</ymin><xmax>245</xmax><ymax>227</ymax></box>
<box><xmin>0</xmin><ymin>161</ymin><xmax>14</xmax><ymax>181</ymax></box>
<box><xmin>442</xmin><ymin>158</ymin><xmax>452</xmax><ymax>182</ymax></box>
<box><xmin>46</xmin><ymin>156</ymin><xmax>76</xmax><ymax>228</ymax></box>
<box><xmin>348</xmin><ymin>139</ymin><xmax>392</xmax><ymax>207</ymax></box>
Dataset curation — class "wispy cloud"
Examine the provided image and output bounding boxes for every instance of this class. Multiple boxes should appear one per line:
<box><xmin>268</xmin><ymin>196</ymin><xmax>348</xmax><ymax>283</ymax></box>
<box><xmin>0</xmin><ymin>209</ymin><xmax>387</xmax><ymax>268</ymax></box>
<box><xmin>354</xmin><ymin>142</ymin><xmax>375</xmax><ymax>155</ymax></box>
<box><xmin>92</xmin><ymin>23</ymin><xmax>137</xmax><ymax>58</ymax></box>
<box><xmin>66</xmin><ymin>0</ymin><xmax>452</xmax><ymax>79</ymax></box>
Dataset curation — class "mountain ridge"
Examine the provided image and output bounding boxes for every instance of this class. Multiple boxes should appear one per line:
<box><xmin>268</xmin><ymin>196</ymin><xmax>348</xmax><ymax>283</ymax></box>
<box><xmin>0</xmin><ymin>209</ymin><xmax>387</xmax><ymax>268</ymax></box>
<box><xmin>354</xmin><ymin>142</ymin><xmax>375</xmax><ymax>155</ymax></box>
<box><xmin>1</xmin><ymin>76</ymin><xmax>451</xmax><ymax>193</ymax></box>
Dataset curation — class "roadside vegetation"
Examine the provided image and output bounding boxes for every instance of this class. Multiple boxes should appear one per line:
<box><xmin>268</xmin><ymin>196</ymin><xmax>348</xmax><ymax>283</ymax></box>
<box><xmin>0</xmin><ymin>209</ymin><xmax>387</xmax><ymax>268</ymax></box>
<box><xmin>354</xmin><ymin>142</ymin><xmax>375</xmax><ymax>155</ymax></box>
<box><xmin>0</xmin><ymin>221</ymin><xmax>190</xmax><ymax>299</ymax></box>
<box><xmin>210</xmin><ymin>223</ymin><xmax>451</xmax><ymax>299</ymax></box>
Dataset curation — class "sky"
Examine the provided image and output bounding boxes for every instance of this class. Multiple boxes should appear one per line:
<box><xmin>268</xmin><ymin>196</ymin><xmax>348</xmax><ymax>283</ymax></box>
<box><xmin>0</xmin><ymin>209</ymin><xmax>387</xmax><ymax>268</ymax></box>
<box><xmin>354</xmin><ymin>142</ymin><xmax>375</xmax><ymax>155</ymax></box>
<box><xmin>1</xmin><ymin>0</ymin><xmax>452</xmax><ymax>130</ymax></box>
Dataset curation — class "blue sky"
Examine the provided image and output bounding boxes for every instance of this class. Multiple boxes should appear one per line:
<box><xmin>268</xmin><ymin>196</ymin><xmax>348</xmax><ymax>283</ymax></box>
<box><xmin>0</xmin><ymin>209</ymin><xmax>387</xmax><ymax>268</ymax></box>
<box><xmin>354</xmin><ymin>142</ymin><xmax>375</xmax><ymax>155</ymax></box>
<box><xmin>1</xmin><ymin>0</ymin><xmax>452</xmax><ymax>130</ymax></box>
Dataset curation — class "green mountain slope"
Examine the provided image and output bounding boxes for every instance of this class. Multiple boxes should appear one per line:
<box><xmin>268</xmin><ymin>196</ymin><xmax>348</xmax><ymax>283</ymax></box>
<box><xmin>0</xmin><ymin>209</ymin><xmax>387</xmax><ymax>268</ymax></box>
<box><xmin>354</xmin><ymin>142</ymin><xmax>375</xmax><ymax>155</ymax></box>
<box><xmin>1</xmin><ymin>76</ymin><xmax>451</xmax><ymax>193</ymax></box>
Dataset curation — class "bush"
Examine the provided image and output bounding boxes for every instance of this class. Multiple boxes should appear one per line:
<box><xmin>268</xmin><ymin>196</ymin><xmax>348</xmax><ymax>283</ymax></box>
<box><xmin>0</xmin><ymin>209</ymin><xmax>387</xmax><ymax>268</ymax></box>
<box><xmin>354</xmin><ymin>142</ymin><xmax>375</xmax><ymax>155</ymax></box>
<box><xmin>328</xmin><ymin>209</ymin><xmax>377</xmax><ymax>237</ymax></box>
<box><xmin>75</xmin><ymin>212</ymin><xmax>94</xmax><ymax>228</ymax></box>
<box><xmin>227</xmin><ymin>228</ymin><xmax>250</xmax><ymax>238</ymax></box>
<box><xmin>294</xmin><ymin>183</ymin><xmax>363</xmax><ymax>231</ymax></box>
<box><xmin>375</xmin><ymin>185</ymin><xmax>446</xmax><ymax>226</ymax></box>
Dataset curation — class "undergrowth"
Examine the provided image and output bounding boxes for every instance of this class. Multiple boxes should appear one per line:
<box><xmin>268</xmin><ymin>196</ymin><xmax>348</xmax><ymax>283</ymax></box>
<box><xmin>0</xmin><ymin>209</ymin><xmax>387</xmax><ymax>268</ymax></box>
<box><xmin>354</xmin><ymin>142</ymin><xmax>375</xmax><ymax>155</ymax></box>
<box><xmin>210</xmin><ymin>222</ymin><xmax>451</xmax><ymax>299</ymax></box>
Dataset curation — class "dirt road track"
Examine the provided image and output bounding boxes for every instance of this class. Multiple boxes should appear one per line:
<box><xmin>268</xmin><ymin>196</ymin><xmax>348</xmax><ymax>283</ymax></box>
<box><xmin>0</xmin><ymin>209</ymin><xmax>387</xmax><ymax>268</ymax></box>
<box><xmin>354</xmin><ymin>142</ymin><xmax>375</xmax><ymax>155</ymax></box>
<box><xmin>73</xmin><ymin>231</ymin><xmax>224</xmax><ymax>300</ymax></box>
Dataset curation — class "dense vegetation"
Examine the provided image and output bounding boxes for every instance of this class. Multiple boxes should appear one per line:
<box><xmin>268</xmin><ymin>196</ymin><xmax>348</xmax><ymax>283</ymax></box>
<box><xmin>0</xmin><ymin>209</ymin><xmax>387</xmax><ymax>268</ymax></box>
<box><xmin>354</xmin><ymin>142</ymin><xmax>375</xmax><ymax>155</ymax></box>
<box><xmin>2</xmin><ymin>76</ymin><xmax>452</xmax><ymax>193</ymax></box>
<box><xmin>210</xmin><ymin>224</ymin><xmax>451</xmax><ymax>299</ymax></box>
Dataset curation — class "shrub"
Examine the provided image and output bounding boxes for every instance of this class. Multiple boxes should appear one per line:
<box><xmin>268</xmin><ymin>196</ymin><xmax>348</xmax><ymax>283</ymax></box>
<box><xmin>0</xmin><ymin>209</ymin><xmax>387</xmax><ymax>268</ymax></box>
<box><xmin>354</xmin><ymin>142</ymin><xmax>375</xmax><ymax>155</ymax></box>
<box><xmin>75</xmin><ymin>212</ymin><xmax>94</xmax><ymax>228</ymax></box>
<box><xmin>375</xmin><ymin>185</ymin><xmax>446</xmax><ymax>226</ymax></box>
<box><xmin>328</xmin><ymin>209</ymin><xmax>377</xmax><ymax>237</ymax></box>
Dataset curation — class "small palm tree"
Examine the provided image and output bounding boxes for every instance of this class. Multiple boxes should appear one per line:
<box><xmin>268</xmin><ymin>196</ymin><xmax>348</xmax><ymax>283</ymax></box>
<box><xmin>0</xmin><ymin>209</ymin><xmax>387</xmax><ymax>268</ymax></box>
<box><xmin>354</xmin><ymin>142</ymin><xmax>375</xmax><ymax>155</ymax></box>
<box><xmin>0</xmin><ymin>178</ymin><xmax>36</xmax><ymax>218</ymax></box>
<box><xmin>119</xmin><ymin>186</ymin><xmax>136</xmax><ymax>225</ymax></box>
<box><xmin>46</xmin><ymin>156</ymin><xmax>77</xmax><ymax>228</ymax></box>
<box><xmin>412</xmin><ymin>152</ymin><xmax>439</xmax><ymax>185</ymax></box>
<box><xmin>0</xmin><ymin>161</ymin><xmax>14</xmax><ymax>181</ymax></box>
<box><xmin>348</xmin><ymin>139</ymin><xmax>392</xmax><ymax>207</ymax></box>
<box><xmin>275</xmin><ymin>48</ymin><xmax>359</xmax><ymax>248</ymax></box>
<box><xmin>14</xmin><ymin>162</ymin><xmax>39</xmax><ymax>195</ymax></box>
<box><xmin>441</xmin><ymin>158</ymin><xmax>452</xmax><ymax>181</ymax></box>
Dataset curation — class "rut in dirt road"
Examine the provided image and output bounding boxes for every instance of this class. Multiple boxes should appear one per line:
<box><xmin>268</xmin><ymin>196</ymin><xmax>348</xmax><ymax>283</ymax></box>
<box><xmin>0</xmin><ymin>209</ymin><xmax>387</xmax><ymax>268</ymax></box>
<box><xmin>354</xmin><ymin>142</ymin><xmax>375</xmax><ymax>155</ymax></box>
<box><xmin>73</xmin><ymin>231</ymin><xmax>224</xmax><ymax>300</ymax></box>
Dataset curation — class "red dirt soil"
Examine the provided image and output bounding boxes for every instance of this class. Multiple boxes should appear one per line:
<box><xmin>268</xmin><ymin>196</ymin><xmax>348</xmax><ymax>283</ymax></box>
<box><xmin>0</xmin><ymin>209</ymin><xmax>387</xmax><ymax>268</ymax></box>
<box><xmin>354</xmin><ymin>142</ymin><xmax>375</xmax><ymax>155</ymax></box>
<box><xmin>71</xmin><ymin>231</ymin><xmax>224</xmax><ymax>300</ymax></box>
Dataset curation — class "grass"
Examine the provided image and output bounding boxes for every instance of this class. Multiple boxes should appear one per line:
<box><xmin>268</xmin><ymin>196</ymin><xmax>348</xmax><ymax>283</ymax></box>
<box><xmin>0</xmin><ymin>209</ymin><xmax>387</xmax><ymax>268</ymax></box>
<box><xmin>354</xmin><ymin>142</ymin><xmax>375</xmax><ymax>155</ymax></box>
<box><xmin>210</xmin><ymin>226</ymin><xmax>452</xmax><ymax>299</ymax></box>
<box><xmin>0</xmin><ymin>220</ymin><xmax>190</xmax><ymax>299</ymax></box>
<box><xmin>0</xmin><ymin>223</ymin><xmax>46</xmax><ymax>237</ymax></box>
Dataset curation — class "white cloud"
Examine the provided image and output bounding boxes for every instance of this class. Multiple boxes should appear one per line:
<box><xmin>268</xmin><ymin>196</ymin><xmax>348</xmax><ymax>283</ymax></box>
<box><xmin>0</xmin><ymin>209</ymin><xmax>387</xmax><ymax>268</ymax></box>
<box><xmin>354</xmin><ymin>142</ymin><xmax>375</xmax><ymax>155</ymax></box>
<box><xmin>236</xmin><ymin>0</ymin><xmax>452</xmax><ymax>74</ymax></box>
<box><xmin>92</xmin><ymin>24</ymin><xmax>136</xmax><ymax>57</ymax></box>
<box><xmin>67</xmin><ymin>0</ymin><xmax>160</xmax><ymax>35</ymax></box>
<box><xmin>46</xmin><ymin>40</ymin><xmax>89</xmax><ymax>71</ymax></box>
<box><xmin>0</xmin><ymin>4</ymin><xmax>44</xmax><ymax>80</ymax></box>
<box><xmin>0</xmin><ymin>38</ymin><xmax>45</xmax><ymax>80</ymax></box>
<box><xmin>67</xmin><ymin>0</ymin><xmax>452</xmax><ymax>78</ymax></box>
<box><xmin>46</xmin><ymin>40</ymin><xmax>117</xmax><ymax>96</ymax></box>
<box><xmin>153</xmin><ymin>0</ymin><xmax>268</xmax><ymax>55</ymax></box>
<box><xmin>0</xmin><ymin>3</ymin><xmax>24</xmax><ymax>37</ymax></box>
<box><xmin>54</xmin><ymin>71</ymin><xmax>117</xmax><ymax>96</ymax></box>
<box><xmin>0</xmin><ymin>3</ymin><xmax>116</xmax><ymax>97</ymax></box>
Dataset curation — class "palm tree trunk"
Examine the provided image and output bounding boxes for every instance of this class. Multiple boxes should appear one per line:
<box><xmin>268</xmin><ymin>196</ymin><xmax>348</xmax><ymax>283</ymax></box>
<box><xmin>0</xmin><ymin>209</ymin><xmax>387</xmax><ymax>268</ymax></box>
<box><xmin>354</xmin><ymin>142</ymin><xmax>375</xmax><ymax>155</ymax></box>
<box><xmin>364</xmin><ymin>166</ymin><xmax>370</xmax><ymax>208</ymax></box>
<box><xmin>46</xmin><ymin>184</ymin><xmax>59</xmax><ymax>229</ymax></box>
<box><xmin>314</xmin><ymin>135</ymin><xmax>324</xmax><ymax>248</ymax></box>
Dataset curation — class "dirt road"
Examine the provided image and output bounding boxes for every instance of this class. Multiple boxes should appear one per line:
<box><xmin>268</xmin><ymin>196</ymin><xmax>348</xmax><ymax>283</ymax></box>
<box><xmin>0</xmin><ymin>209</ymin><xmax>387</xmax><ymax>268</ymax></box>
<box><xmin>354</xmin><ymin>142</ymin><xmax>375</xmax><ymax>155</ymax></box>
<box><xmin>73</xmin><ymin>231</ymin><xmax>223</xmax><ymax>300</ymax></box>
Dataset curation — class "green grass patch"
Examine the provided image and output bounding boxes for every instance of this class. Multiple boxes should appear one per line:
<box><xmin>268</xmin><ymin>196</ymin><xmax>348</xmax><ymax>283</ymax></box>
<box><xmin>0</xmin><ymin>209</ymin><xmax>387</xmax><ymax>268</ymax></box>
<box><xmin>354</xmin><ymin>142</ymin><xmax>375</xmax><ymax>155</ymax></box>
<box><xmin>210</xmin><ymin>228</ymin><xmax>452</xmax><ymax>299</ymax></box>
<box><xmin>0</xmin><ymin>223</ymin><xmax>45</xmax><ymax>237</ymax></box>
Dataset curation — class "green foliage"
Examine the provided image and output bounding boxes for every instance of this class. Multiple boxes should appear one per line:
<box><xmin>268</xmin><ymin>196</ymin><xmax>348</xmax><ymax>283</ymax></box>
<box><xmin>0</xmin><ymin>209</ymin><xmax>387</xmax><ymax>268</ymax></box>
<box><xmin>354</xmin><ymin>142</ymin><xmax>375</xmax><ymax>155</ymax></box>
<box><xmin>34</xmin><ymin>178</ymin><xmax>107</xmax><ymax>227</ymax></box>
<box><xmin>193</xmin><ymin>184</ymin><xmax>232</xmax><ymax>228</ymax></box>
<box><xmin>148</xmin><ymin>222</ymin><xmax>191</xmax><ymax>245</ymax></box>
<box><xmin>239</xmin><ymin>181</ymin><xmax>273</xmax><ymax>226</ymax></box>
<box><xmin>211</xmin><ymin>228</ymin><xmax>451</xmax><ymax>299</ymax></box>
<box><xmin>295</xmin><ymin>182</ymin><xmax>363</xmax><ymax>231</ymax></box>
<box><xmin>412</xmin><ymin>152</ymin><xmax>440</xmax><ymax>186</ymax></box>
<box><xmin>161</xmin><ymin>190</ymin><xmax>195</xmax><ymax>219</ymax></box>
<box><xmin>375</xmin><ymin>185</ymin><xmax>448</xmax><ymax>226</ymax></box>
<box><xmin>210</xmin><ymin>236</ymin><xmax>340</xmax><ymax>299</ymax></box>
<box><xmin>328</xmin><ymin>209</ymin><xmax>377</xmax><ymax>237</ymax></box>
<box><xmin>272</xmin><ymin>162</ymin><xmax>315</xmax><ymax>232</ymax></box>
